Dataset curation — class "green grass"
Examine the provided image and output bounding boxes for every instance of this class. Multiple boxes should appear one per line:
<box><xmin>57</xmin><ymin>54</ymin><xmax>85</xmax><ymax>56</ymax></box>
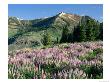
<box><xmin>79</xmin><ymin>52</ymin><xmax>96</xmax><ymax>61</ymax></box>
<box><xmin>79</xmin><ymin>48</ymin><xmax>102</xmax><ymax>61</ymax></box>
<box><xmin>8</xmin><ymin>28</ymin><xmax>18</xmax><ymax>38</ymax></box>
<box><xmin>8</xmin><ymin>25</ymin><xmax>62</xmax><ymax>51</ymax></box>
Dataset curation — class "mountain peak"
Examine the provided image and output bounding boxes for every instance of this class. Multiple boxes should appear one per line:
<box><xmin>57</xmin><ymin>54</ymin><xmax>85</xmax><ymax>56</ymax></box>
<box><xmin>57</xmin><ymin>12</ymin><xmax>66</xmax><ymax>17</ymax></box>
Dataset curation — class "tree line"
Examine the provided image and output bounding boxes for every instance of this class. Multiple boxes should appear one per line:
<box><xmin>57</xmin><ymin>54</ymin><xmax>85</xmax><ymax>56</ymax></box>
<box><xmin>42</xmin><ymin>19</ymin><xmax>103</xmax><ymax>46</ymax></box>
<box><xmin>60</xmin><ymin>19</ymin><xmax>103</xmax><ymax>43</ymax></box>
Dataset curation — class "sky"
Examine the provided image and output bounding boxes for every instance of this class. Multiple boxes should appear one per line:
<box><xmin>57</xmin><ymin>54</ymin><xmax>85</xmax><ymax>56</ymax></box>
<box><xmin>8</xmin><ymin>4</ymin><xmax>103</xmax><ymax>22</ymax></box>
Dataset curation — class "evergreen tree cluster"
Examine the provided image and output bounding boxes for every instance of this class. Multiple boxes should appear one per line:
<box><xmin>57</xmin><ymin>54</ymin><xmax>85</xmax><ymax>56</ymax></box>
<box><xmin>41</xmin><ymin>19</ymin><xmax>103</xmax><ymax>46</ymax></box>
<box><xmin>60</xmin><ymin>19</ymin><xmax>103</xmax><ymax>43</ymax></box>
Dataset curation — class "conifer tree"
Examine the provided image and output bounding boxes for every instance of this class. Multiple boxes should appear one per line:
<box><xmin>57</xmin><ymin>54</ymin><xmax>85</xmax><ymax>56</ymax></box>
<box><xmin>60</xmin><ymin>26</ymin><xmax>69</xmax><ymax>43</ymax></box>
<box><xmin>86</xmin><ymin>20</ymin><xmax>95</xmax><ymax>41</ymax></box>
<box><xmin>79</xmin><ymin>24</ymin><xmax>86</xmax><ymax>42</ymax></box>
<box><xmin>93</xmin><ymin>21</ymin><xmax>100</xmax><ymax>40</ymax></box>
<box><xmin>42</xmin><ymin>31</ymin><xmax>51</xmax><ymax>46</ymax></box>
<box><xmin>73</xmin><ymin>26</ymin><xmax>80</xmax><ymax>42</ymax></box>
<box><xmin>99</xmin><ymin>23</ymin><xmax>103</xmax><ymax>40</ymax></box>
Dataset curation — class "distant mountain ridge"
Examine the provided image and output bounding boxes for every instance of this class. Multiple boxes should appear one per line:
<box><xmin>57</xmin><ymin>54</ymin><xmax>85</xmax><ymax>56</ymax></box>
<box><xmin>9</xmin><ymin>12</ymin><xmax>96</xmax><ymax>28</ymax></box>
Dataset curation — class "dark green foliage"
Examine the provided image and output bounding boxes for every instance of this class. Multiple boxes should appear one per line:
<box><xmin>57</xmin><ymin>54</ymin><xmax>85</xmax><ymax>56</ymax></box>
<box><xmin>93</xmin><ymin>21</ymin><xmax>100</xmax><ymax>40</ymax></box>
<box><xmin>60</xmin><ymin>27</ymin><xmax>69</xmax><ymax>43</ymax></box>
<box><xmin>73</xmin><ymin>20</ymin><xmax>101</xmax><ymax>42</ymax></box>
<box><xmin>81</xmin><ymin>64</ymin><xmax>103</xmax><ymax>79</ymax></box>
<box><xmin>42</xmin><ymin>30</ymin><xmax>52</xmax><ymax>46</ymax></box>
<box><xmin>93</xmin><ymin>48</ymin><xmax>103</xmax><ymax>55</ymax></box>
<box><xmin>98</xmin><ymin>23</ymin><xmax>103</xmax><ymax>40</ymax></box>
<box><xmin>60</xmin><ymin>19</ymin><xmax>102</xmax><ymax>43</ymax></box>
<box><xmin>73</xmin><ymin>26</ymin><xmax>80</xmax><ymax>42</ymax></box>
<box><xmin>73</xmin><ymin>25</ymin><xmax>86</xmax><ymax>42</ymax></box>
<box><xmin>40</xmin><ymin>63</ymin><xmax>61</xmax><ymax>79</ymax></box>
<box><xmin>22</xmin><ymin>69</ymin><xmax>35</xmax><ymax>79</ymax></box>
<box><xmin>85</xmin><ymin>20</ymin><xmax>101</xmax><ymax>41</ymax></box>
<box><xmin>86</xmin><ymin>20</ymin><xmax>95</xmax><ymax>41</ymax></box>
<box><xmin>79</xmin><ymin>25</ymin><xmax>86</xmax><ymax>42</ymax></box>
<box><xmin>85</xmin><ymin>52</ymin><xmax>96</xmax><ymax>61</ymax></box>
<box><xmin>56</xmin><ymin>37</ymin><xmax>59</xmax><ymax>43</ymax></box>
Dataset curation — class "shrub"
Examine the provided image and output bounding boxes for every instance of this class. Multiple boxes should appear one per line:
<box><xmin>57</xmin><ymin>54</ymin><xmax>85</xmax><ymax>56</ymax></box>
<box><xmin>80</xmin><ymin>64</ymin><xmax>103</xmax><ymax>79</ymax></box>
<box><xmin>93</xmin><ymin>48</ymin><xmax>103</xmax><ymax>55</ymax></box>
<box><xmin>42</xmin><ymin>31</ymin><xmax>52</xmax><ymax>46</ymax></box>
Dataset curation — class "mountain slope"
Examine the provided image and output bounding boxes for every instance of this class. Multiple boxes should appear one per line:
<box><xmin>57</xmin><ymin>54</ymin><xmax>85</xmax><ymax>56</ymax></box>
<box><xmin>8</xmin><ymin>12</ymin><xmax>101</xmax><ymax>51</ymax></box>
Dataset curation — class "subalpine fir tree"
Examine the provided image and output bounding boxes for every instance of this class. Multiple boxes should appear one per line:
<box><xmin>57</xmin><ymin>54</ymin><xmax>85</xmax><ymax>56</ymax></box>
<box><xmin>60</xmin><ymin>26</ymin><xmax>69</xmax><ymax>43</ymax></box>
<box><xmin>73</xmin><ymin>24</ymin><xmax>86</xmax><ymax>42</ymax></box>
<box><xmin>86</xmin><ymin>20</ymin><xmax>95</xmax><ymax>41</ymax></box>
<box><xmin>79</xmin><ymin>24</ymin><xmax>86</xmax><ymax>42</ymax></box>
<box><xmin>42</xmin><ymin>30</ymin><xmax>51</xmax><ymax>46</ymax></box>
<box><xmin>73</xmin><ymin>26</ymin><xmax>80</xmax><ymax>42</ymax></box>
<box><xmin>99</xmin><ymin>23</ymin><xmax>103</xmax><ymax>40</ymax></box>
<box><xmin>93</xmin><ymin>21</ymin><xmax>100</xmax><ymax>40</ymax></box>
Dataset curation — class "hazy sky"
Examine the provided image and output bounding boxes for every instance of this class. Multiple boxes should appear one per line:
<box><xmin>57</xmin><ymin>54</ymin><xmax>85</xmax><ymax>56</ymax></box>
<box><xmin>8</xmin><ymin>4</ymin><xmax>103</xmax><ymax>22</ymax></box>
